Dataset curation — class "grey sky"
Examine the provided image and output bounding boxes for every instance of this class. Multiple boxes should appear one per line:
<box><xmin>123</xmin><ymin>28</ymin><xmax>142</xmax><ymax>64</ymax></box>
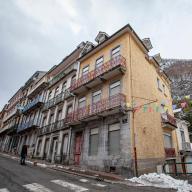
<box><xmin>0</xmin><ymin>0</ymin><xmax>192</xmax><ymax>110</ymax></box>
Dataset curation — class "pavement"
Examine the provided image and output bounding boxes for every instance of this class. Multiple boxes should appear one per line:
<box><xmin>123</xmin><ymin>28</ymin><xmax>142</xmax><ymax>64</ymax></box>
<box><xmin>0</xmin><ymin>154</ymin><xmax>177</xmax><ymax>192</ymax></box>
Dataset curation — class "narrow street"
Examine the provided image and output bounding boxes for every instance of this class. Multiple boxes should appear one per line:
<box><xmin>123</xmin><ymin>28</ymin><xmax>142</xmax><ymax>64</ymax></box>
<box><xmin>0</xmin><ymin>155</ymin><xmax>176</xmax><ymax>192</ymax></box>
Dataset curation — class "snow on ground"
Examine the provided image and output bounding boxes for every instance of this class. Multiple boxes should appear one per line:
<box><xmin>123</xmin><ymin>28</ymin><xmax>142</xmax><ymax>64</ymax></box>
<box><xmin>37</xmin><ymin>163</ymin><xmax>47</xmax><ymax>168</ymax></box>
<box><xmin>127</xmin><ymin>173</ymin><xmax>192</xmax><ymax>192</ymax></box>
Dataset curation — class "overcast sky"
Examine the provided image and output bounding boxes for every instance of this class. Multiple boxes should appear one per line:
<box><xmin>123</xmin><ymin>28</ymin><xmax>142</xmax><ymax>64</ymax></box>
<box><xmin>0</xmin><ymin>0</ymin><xmax>192</xmax><ymax>110</ymax></box>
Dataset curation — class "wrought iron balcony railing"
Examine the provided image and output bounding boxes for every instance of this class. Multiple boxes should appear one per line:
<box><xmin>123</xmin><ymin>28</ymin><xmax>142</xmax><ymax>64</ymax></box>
<box><xmin>66</xmin><ymin>93</ymin><xmax>126</xmax><ymax>123</ymax></box>
<box><xmin>17</xmin><ymin>120</ymin><xmax>39</xmax><ymax>133</ymax></box>
<box><xmin>22</xmin><ymin>96</ymin><xmax>44</xmax><ymax>114</ymax></box>
<box><xmin>161</xmin><ymin>112</ymin><xmax>177</xmax><ymax>128</ymax></box>
<box><xmin>70</xmin><ymin>55</ymin><xmax>126</xmax><ymax>92</ymax></box>
<box><xmin>38</xmin><ymin>119</ymin><xmax>66</xmax><ymax>135</ymax></box>
<box><xmin>165</xmin><ymin>147</ymin><xmax>176</xmax><ymax>158</ymax></box>
<box><xmin>43</xmin><ymin>92</ymin><xmax>65</xmax><ymax>111</ymax></box>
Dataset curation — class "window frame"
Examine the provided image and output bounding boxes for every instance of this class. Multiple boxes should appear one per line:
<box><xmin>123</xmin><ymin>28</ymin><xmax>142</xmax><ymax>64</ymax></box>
<box><xmin>111</xmin><ymin>45</ymin><xmax>120</xmax><ymax>58</ymax></box>
<box><xmin>89</xmin><ymin>128</ymin><xmax>99</xmax><ymax>156</ymax></box>
<box><xmin>95</xmin><ymin>56</ymin><xmax>104</xmax><ymax>69</ymax></box>
<box><xmin>82</xmin><ymin>65</ymin><xmax>89</xmax><ymax>76</ymax></box>
<box><xmin>109</xmin><ymin>80</ymin><xmax>121</xmax><ymax>97</ymax></box>
<box><xmin>92</xmin><ymin>90</ymin><xmax>102</xmax><ymax>104</ymax></box>
<box><xmin>78</xmin><ymin>96</ymin><xmax>86</xmax><ymax>109</ymax></box>
<box><xmin>108</xmin><ymin>123</ymin><xmax>120</xmax><ymax>155</ymax></box>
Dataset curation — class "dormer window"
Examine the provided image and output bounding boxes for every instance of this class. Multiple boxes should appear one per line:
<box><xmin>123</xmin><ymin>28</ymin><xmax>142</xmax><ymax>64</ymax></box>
<box><xmin>95</xmin><ymin>31</ymin><xmax>109</xmax><ymax>44</ymax></box>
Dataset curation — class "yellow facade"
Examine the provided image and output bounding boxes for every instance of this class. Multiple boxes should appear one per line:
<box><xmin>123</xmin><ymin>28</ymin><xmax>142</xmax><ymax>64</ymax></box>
<box><xmin>78</xmin><ymin>29</ymin><xmax>178</xmax><ymax>170</ymax></box>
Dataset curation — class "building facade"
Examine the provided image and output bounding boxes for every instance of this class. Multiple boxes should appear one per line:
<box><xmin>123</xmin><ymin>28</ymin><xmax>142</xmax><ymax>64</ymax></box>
<box><xmin>16</xmin><ymin>71</ymin><xmax>48</xmax><ymax>157</ymax></box>
<box><xmin>0</xmin><ymin>24</ymin><xmax>180</xmax><ymax>177</ymax></box>
<box><xmin>65</xmin><ymin>25</ymin><xmax>178</xmax><ymax>176</ymax></box>
<box><xmin>35</xmin><ymin>45</ymin><xmax>84</xmax><ymax>163</ymax></box>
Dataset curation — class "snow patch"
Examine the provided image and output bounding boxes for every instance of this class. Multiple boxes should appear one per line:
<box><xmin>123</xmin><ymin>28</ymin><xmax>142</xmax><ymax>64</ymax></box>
<box><xmin>127</xmin><ymin>173</ymin><xmax>192</xmax><ymax>192</ymax></box>
<box><xmin>79</xmin><ymin>179</ymin><xmax>88</xmax><ymax>183</ymax></box>
<box><xmin>37</xmin><ymin>163</ymin><xmax>47</xmax><ymax>168</ymax></box>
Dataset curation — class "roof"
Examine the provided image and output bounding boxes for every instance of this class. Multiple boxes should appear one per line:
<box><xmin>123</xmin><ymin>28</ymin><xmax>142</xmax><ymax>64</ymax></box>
<box><xmin>78</xmin><ymin>24</ymin><xmax>149</xmax><ymax>62</ymax></box>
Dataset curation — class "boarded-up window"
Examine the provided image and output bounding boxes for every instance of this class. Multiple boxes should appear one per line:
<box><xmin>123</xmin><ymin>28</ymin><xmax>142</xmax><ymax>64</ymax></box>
<box><xmin>164</xmin><ymin>133</ymin><xmax>172</xmax><ymax>148</ymax></box>
<box><xmin>111</xmin><ymin>46</ymin><xmax>120</xmax><ymax>58</ymax></box>
<box><xmin>108</xmin><ymin>123</ymin><xmax>120</xmax><ymax>155</ymax></box>
<box><xmin>110</xmin><ymin>81</ymin><xmax>120</xmax><ymax>96</ymax></box>
<box><xmin>92</xmin><ymin>90</ymin><xmax>101</xmax><ymax>103</ymax></box>
<box><xmin>57</xmin><ymin>109</ymin><xmax>62</xmax><ymax>121</ymax></box>
<box><xmin>89</xmin><ymin>128</ymin><xmax>99</xmax><ymax>156</ymax></box>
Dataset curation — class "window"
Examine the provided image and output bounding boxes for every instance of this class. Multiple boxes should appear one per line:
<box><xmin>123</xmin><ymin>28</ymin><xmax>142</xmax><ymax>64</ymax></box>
<box><xmin>110</xmin><ymin>81</ymin><xmax>120</xmax><ymax>96</ymax></box>
<box><xmin>55</xmin><ymin>87</ymin><xmax>59</xmax><ymax>96</ymax></box>
<box><xmin>111</xmin><ymin>46</ymin><xmax>120</xmax><ymax>58</ymax></box>
<box><xmin>71</xmin><ymin>75</ymin><xmax>76</xmax><ymax>85</ymax></box>
<box><xmin>78</xmin><ymin>97</ymin><xmax>86</xmax><ymax>108</ymax></box>
<box><xmin>157</xmin><ymin>78</ymin><xmax>162</xmax><ymax>91</ymax></box>
<box><xmin>162</xmin><ymin>84</ymin><xmax>165</xmax><ymax>93</ymax></box>
<box><xmin>48</xmin><ymin>91</ymin><xmax>52</xmax><ymax>100</ymax></box>
<box><xmin>42</xmin><ymin>116</ymin><xmax>47</xmax><ymax>126</ymax></box>
<box><xmin>180</xmin><ymin>130</ymin><xmax>185</xmax><ymax>143</ymax></box>
<box><xmin>66</xmin><ymin>105</ymin><xmax>72</xmax><ymax>115</ymax></box>
<box><xmin>92</xmin><ymin>90</ymin><xmax>101</xmax><ymax>103</ymax></box>
<box><xmin>82</xmin><ymin>65</ymin><xmax>89</xmax><ymax>76</ymax></box>
<box><xmin>95</xmin><ymin>56</ymin><xmax>104</xmax><ymax>69</ymax></box>
<box><xmin>164</xmin><ymin>133</ymin><xmax>172</xmax><ymax>148</ymax></box>
<box><xmin>89</xmin><ymin>128</ymin><xmax>99</xmax><ymax>156</ymax></box>
<box><xmin>108</xmin><ymin>123</ymin><xmax>120</xmax><ymax>155</ymax></box>
<box><xmin>62</xmin><ymin>82</ymin><xmax>67</xmax><ymax>92</ymax></box>
<box><xmin>57</xmin><ymin>109</ymin><xmax>62</xmax><ymax>121</ymax></box>
<box><xmin>49</xmin><ymin>113</ymin><xmax>54</xmax><ymax>124</ymax></box>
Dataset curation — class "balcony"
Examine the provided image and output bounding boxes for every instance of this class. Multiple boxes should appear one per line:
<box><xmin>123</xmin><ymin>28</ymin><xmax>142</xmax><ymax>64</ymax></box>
<box><xmin>38</xmin><ymin>119</ymin><xmax>67</xmax><ymax>135</ymax></box>
<box><xmin>22</xmin><ymin>96</ymin><xmax>44</xmax><ymax>114</ymax></box>
<box><xmin>70</xmin><ymin>55</ymin><xmax>126</xmax><ymax>94</ymax></box>
<box><xmin>17</xmin><ymin>120</ymin><xmax>39</xmax><ymax>133</ymax></box>
<box><xmin>161</xmin><ymin>113</ymin><xmax>177</xmax><ymax>129</ymax></box>
<box><xmin>165</xmin><ymin>148</ymin><xmax>176</xmax><ymax>158</ymax></box>
<box><xmin>43</xmin><ymin>92</ymin><xmax>65</xmax><ymax>111</ymax></box>
<box><xmin>28</xmin><ymin>76</ymin><xmax>48</xmax><ymax>98</ymax></box>
<box><xmin>66</xmin><ymin>93</ymin><xmax>126</xmax><ymax>124</ymax></box>
<box><xmin>181</xmin><ymin>142</ymin><xmax>192</xmax><ymax>152</ymax></box>
<box><xmin>3</xmin><ymin>107</ymin><xmax>21</xmax><ymax>123</ymax></box>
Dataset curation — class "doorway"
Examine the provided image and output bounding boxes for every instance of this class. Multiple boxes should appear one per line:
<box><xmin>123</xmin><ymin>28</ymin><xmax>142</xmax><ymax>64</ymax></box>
<box><xmin>74</xmin><ymin>132</ymin><xmax>83</xmax><ymax>165</ymax></box>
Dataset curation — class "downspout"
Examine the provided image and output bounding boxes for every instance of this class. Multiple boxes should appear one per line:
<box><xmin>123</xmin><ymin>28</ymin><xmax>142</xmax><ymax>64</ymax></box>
<box><xmin>129</xmin><ymin>32</ymin><xmax>138</xmax><ymax>177</ymax></box>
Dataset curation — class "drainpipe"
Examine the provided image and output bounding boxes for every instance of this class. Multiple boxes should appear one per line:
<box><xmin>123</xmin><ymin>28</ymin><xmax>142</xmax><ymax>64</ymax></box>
<box><xmin>129</xmin><ymin>32</ymin><xmax>138</xmax><ymax>177</ymax></box>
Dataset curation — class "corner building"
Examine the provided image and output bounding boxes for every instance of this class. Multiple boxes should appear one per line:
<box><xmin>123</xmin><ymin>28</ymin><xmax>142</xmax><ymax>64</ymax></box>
<box><xmin>66</xmin><ymin>25</ymin><xmax>178</xmax><ymax>177</ymax></box>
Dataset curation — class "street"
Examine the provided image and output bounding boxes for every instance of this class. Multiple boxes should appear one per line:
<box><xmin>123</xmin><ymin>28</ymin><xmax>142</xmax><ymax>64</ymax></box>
<box><xmin>0</xmin><ymin>155</ymin><xmax>175</xmax><ymax>192</ymax></box>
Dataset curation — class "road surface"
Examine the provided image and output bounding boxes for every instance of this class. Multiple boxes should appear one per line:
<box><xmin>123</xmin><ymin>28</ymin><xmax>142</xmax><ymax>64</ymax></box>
<box><xmin>0</xmin><ymin>155</ymin><xmax>175</xmax><ymax>192</ymax></box>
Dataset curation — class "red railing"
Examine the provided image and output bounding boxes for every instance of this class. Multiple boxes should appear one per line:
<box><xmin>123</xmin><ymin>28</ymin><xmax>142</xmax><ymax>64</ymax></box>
<box><xmin>165</xmin><ymin>148</ymin><xmax>176</xmax><ymax>158</ymax></box>
<box><xmin>66</xmin><ymin>93</ymin><xmax>126</xmax><ymax>123</ymax></box>
<box><xmin>161</xmin><ymin>113</ymin><xmax>177</xmax><ymax>127</ymax></box>
<box><xmin>70</xmin><ymin>55</ymin><xmax>126</xmax><ymax>92</ymax></box>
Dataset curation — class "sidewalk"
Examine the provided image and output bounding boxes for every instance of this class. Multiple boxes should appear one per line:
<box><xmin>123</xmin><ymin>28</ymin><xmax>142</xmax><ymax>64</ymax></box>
<box><xmin>0</xmin><ymin>152</ymin><xmax>124</xmax><ymax>183</ymax></box>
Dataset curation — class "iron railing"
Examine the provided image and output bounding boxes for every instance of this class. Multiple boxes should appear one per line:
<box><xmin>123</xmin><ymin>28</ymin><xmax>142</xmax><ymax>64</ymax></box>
<box><xmin>70</xmin><ymin>55</ymin><xmax>126</xmax><ymax>92</ymax></box>
<box><xmin>165</xmin><ymin>147</ymin><xmax>176</xmax><ymax>158</ymax></box>
<box><xmin>181</xmin><ymin>142</ymin><xmax>192</xmax><ymax>151</ymax></box>
<box><xmin>39</xmin><ymin>119</ymin><xmax>66</xmax><ymax>135</ymax></box>
<box><xmin>161</xmin><ymin>113</ymin><xmax>177</xmax><ymax>127</ymax></box>
<box><xmin>17</xmin><ymin>120</ymin><xmax>39</xmax><ymax>133</ymax></box>
<box><xmin>22</xmin><ymin>96</ymin><xmax>44</xmax><ymax>113</ymax></box>
<box><xmin>43</xmin><ymin>92</ymin><xmax>67</xmax><ymax>110</ymax></box>
<box><xmin>66</xmin><ymin>93</ymin><xmax>126</xmax><ymax>123</ymax></box>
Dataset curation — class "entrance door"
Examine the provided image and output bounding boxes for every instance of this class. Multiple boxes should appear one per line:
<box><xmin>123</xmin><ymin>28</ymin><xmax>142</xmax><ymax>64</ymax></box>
<box><xmin>74</xmin><ymin>132</ymin><xmax>83</xmax><ymax>165</ymax></box>
<box><xmin>44</xmin><ymin>139</ymin><xmax>49</xmax><ymax>159</ymax></box>
<box><xmin>51</xmin><ymin>138</ymin><xmax>58</xmax><ymax>163</ymax></box>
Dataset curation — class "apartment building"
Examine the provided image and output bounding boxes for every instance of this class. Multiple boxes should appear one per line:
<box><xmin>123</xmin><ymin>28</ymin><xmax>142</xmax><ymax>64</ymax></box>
<box><xmin>175</xmin><ymin>119</ymin><xmax>192</xmax><ymax>173</ymax></box>
<box><xmin>64</xmin><ymin>25</ymin><xmax>178</xmax><ymax>176</ymax></box>
<box><xmin>17</xmin><ymin>71</ymin><xmax>48</xmax><ymax>157</ymax></box>
<box><xmin>35</xmin><ymin>45</ymin><xmax>84</xmax><ymax>163</ymax></box>
<box><xmin>0</xmin><ymin>89</ymin><xmax>23</xmax><ymax>152</ymax></box>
